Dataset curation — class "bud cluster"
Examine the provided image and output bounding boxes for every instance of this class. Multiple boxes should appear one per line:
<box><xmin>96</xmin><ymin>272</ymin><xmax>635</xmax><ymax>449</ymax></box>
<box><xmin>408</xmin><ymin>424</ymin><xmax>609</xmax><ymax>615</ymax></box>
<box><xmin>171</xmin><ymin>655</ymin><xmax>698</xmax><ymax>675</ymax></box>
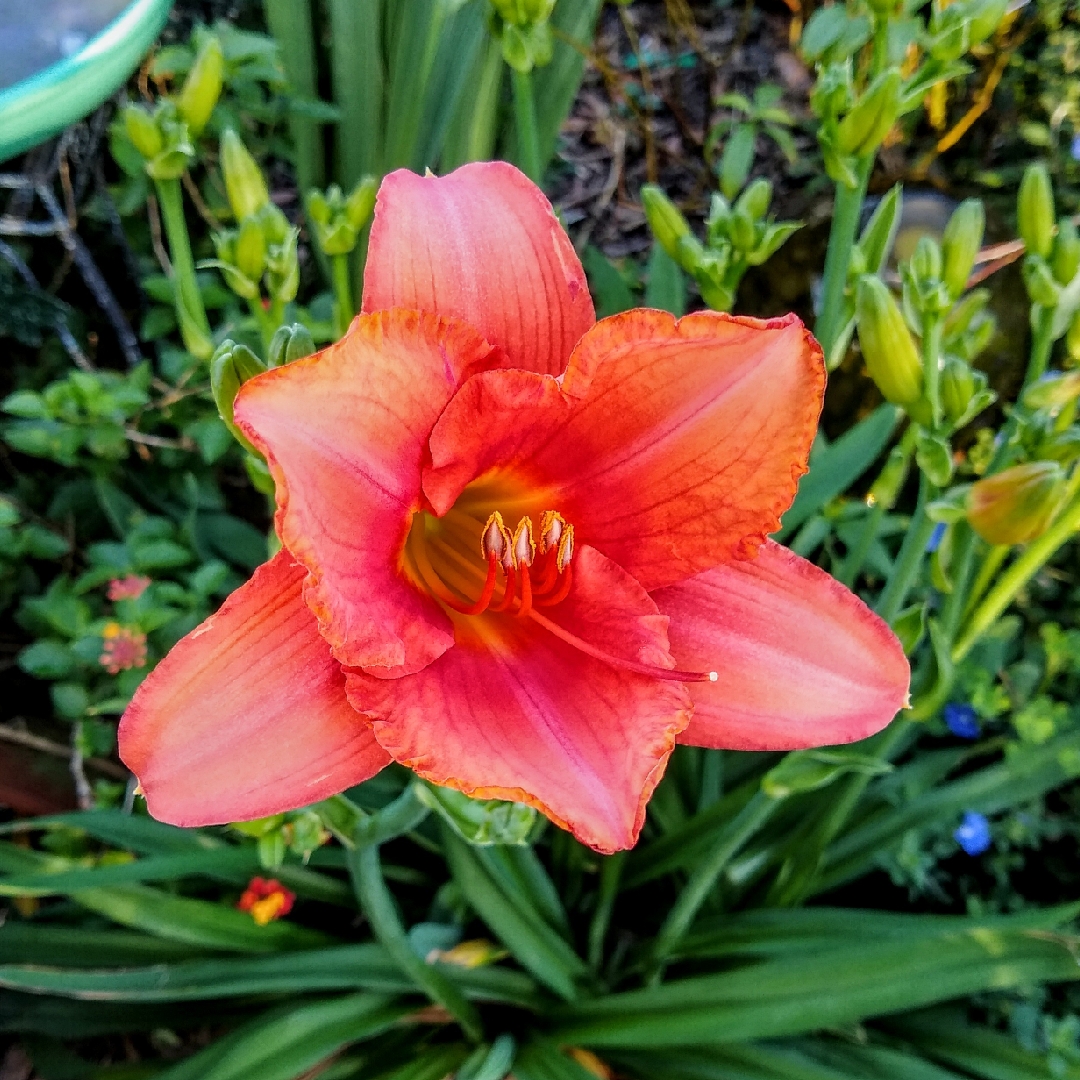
<box><xmin>641</xmin><ymin>179</ymin><xmax>799</xmax><ymax>312</ymax></box>
<box><xmin>307</xmin><ymin>178</ymin><xmax>378</xmax><ymax>258</ymax></box>
<box><xmin>487</xmin><ymin>0</ymin><xmax>555</xmax><ymax>73</ymax></box>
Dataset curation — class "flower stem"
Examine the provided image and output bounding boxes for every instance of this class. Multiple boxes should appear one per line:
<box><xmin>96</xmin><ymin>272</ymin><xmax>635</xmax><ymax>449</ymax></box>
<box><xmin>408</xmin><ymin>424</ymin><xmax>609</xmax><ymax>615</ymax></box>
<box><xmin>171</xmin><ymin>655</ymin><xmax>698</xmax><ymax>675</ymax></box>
<box><xmin>838</xmin><ymin>501</ymin><xmax>885</xmax><ymax>588</ymax></box>
<box><xmin>348</xmin><ymin>842</ymin><xmax>483</xmax><ymax>1042</ymax></box>
<box><xmin>876</xmin><ymin>473</ymin><xmax>936</xmax><ymax>624</ymax></box>
<box><xmin>815</xmin><ymin>156</ymin><xmax>872</xmax><ymax>366</ymax></box>
<box><xmin>922</xmin><ymin>313</ymin><xmax>943</xmax><ymax>432</ymax></box>
<box><xmin>648</xmin><ymin>791</ymin><xmax>777</xmax><ymax>982</ymax></box>
<box><xmin>1025</xmin><ymin>305</ymin><xmax>1056</xmax><ymax>388</ymax></box>
<box><xmin>512</xmin><ymin>68</ymin><xmax>543</xmax><ymax>184</ymax></box>
<box><xmin>953</xmin><ymin>489</ymin><xmax>1080</xmax><ymax>663</ymax></box>
<box><xmin>155</xmin><ymin>177</ymin><xmax>213</xmax><ymax>360</ymax></box>
<box><xmin>332</xmin><ymin>253</ymin><xmax>354</xmax><ymax>338</ymax></box>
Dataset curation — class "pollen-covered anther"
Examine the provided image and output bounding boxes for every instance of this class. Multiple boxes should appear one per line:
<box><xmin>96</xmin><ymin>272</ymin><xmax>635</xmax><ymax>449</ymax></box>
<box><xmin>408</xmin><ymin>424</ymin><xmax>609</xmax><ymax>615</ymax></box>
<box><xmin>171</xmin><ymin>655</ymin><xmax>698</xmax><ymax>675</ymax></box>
<box><xmin>556</xmin><ymin>524</ymin><xmax>574</xmax><ymax>572</ymax></box>
<box><xmin>512</xmin><ymin>518</ymin><xmax>536</xmax><ymax>568</ymax></box>
<box><xmin>481</xmin><ymin>511</ymin><xmax>510</xmax><ymax>563</ymax></box>
<box><xmin>538</xmin><ymin>510</ymin><xmax>565</xmax><ymax>554</ymax></box>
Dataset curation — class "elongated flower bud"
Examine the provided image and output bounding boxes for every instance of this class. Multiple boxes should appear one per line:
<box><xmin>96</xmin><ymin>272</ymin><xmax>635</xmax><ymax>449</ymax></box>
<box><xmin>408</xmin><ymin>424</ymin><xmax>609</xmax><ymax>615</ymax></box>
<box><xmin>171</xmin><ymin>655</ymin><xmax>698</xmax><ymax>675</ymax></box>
<box><xmin>267</xmin><ymin>323</ymin><xmax>316</xmax><ymax>369</ymax></box>
<box><xmin>910</xmin><ymin>235</ymin><xmax>942</xmax><ymax>284</ymax></box>
<box><xmin>1052</xmin><ymin>218</ymin><xmax>1080</xmax><ymax>286</ymax></box>
<box><xmin>734</xmin><ymin>178</ymin><xmax>772</xmax><ymax>222</ymax></box>
<box><xmin>177</xmin><ymin>36</ymin><xmax>224</xmax><ymax>137</ymax></box>
<box><xmin>642</xmin><ymin>185</ymin><xmax>691</xmax><ymax>260</ymax></box>
<box><xmin>345</xmin><ymin>176</ymin><xmax>378</xmax><ymax>230</ymax></box>
<box><xmin>940</xmin><ymin>357</ymin><xmax>976</xmax><ymax>424</ymax></box>
<box><xmin>856</xmin><ymin>276</ymin><xmax>924</xmax><ymax>407</ymax></box>
<box><xmin>1018</xmin><ymin>164</ymin><xmax>1055</xmax><ymax>259</ymax></box>
<box><xmin>235</xmin><ymin>217</ymin><xmax>267</xmax><ymax>282</ymax></box>
<box><xmin>123</xmin><ymin>105</ymin><xmax>163</xmax><ymax>160</ymax></box>
<box><xmin>211</xmin><ymin>340</ymin><xmax>265</xmax><ymax>451</ymax></box>
<box><xmin>1021</xmin><ymin>371</ymin><xmax>1080</xmax><ymax>412</ymax></box>
<box><xmin>221</xmin><ymin>129</ymin><xmax>270</xmax><ymax>221</ymax></box>
<box><xmin>835</xmin><ymin>70</ymin><xmax>901</xmax><ymax>157</ymax></box>
<box><xmin>941</xmin><ymin>198</ymin><xmax>984</xmax><ymax>299</ymax></box>
<box><xmin>967</xmin><ymin>461</ymin><xmax>1066</xmax><ymax>545</ymax></box>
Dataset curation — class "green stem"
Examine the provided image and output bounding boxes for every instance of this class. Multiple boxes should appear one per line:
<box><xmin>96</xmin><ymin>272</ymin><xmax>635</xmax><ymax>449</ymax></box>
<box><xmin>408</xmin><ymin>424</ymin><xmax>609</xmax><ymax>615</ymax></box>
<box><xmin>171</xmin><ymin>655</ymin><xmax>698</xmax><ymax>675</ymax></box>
<box><xmin>246</xmin><ymin>297</ymin><xmax>276</xmax><ymax>357</ymax></box>
<box><xmin>348</xmin><ymin>843</ymin><xmax>483</xmax><ymax>1041</ymax></box>
<box><xmin>815</xmin><ymin>156</ymin><xmax>872</xmax><ymax>366</ymax></box>
<box><xmin>155</xmin><ymin>177</ymin><xmax>213</xmax><ymax>360</ymax></box>
<box><xmin>512</xmin><ymin>68</ymin><xmax>543</xmax><ymax>184</ymax></box>
<box><xmin>1025</xmin><ymin>306</ymin><xmax>1056</xmax><ymax>388</ymax></box>
<box><xmin>838</xmin><ymin>502</ymin><xmax>885</xmax><ymax>588</ymax></box>
<box><xmin>961</xmin><ymin>543</ymin><xmax>1010</xmax><ymax>624</ymax></box>
<box><xmin>648</xmin><ymin>791</ymin><xmax>777</xmax><ymax>980</ymax></box>
<box><xmin>332</xmin><ymin>254</ymin><xmax>354</xmax><ymax>338</ymax></box>
<box><xmin>953</xmin><ymin>489</ymin><xmax>1080</xmax><ymax>662</ymax></box>
<box><xmin>875</xmin><ymin>473</ymin><xmax>936</xmax><ymax>624</ymax></box>
<box><xmin>922</xmin><ymin>314</ymin><xmax>944</xmax><ymax>432</ymax></box>
<box><xmin>587</xmin><ymin>851</ymin><xmax>625</xmax><ymax>973</ymax></box>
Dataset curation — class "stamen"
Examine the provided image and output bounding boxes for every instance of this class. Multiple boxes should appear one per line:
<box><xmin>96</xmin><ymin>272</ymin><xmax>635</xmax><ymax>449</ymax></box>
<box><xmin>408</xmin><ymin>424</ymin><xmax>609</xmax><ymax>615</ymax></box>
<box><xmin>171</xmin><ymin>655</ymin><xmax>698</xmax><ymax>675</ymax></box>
<box><xmin>556</xmin><ymin>525</ymin><xmax>574</xmax><ymax>573</ymax></box>
<box><xmin>455</xmin><ymin>555</ymin><xmax>499</xmax><ymax>616</ymax></box>
<box><xmin>534</xmin><ymin>563</ymin><xmax>574</xmax><ymax>607</ymax></box>
<box><xmin>515</xmin><ymin>564</ymin><xmax>534</xmax><ymax>619</ymax></box>
<box><xmin>492</xmin><ymin>566</ymin><xmax>517</xmax><ymax>613</ymax></box>
<box><xmin>481</xmin><ymin>512</ymin><xmax>509</xmax><ymax>562</ymax></box>
<box><xmin>512</xmin><ymin>518</ymin><xmax>535</xmax><ymax>568</ymax></box>
<box><xmin>538</xmin><ymin>510</ymin><xmax>565</xmax><ymax>554</ymax></box>
<box><xmin>529</xmin><ymin>609</ymin><xmax>718</xmax><ymax>684</ymax></box>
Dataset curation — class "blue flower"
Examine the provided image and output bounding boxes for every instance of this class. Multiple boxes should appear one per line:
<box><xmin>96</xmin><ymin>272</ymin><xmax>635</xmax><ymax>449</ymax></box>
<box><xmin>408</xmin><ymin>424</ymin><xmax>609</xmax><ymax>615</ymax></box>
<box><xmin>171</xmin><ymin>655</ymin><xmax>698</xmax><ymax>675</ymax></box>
<box><xmin>926</xmin><ymin>522</ymin><xmax>946</xmax><ymax>553</ymax></box>
<box><xmin>944</xmin><ymin>702</ymin><xmax>981</xmax><ymax>739</ymax></box>
<box><xmin>1072</xmin><ymin>133</ymin><xmax>1080</xmax><ymax>162</ymax></box>
<box><xmin>955</xmin><ymin>811</ymin><xmax>992</xmax><ymax>856</ymax></box>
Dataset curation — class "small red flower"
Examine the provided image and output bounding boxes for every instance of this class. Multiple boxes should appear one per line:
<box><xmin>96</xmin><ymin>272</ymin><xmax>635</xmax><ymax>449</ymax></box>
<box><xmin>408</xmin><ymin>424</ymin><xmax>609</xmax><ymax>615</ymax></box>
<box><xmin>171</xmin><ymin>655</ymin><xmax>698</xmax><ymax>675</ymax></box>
<box><xmin>108</xmin><ymin>575</ymin><xmax>152</xmax><ymax>602</ymax></box>
<box><xmin>100</xmin><ymin>623</ymin><xmax>147</xmax><ymax>675</ymax></box>
<box><xmin>237</xmin><ymin>876</ymin><xmax>295</xmax><ymax>925</ymax></box>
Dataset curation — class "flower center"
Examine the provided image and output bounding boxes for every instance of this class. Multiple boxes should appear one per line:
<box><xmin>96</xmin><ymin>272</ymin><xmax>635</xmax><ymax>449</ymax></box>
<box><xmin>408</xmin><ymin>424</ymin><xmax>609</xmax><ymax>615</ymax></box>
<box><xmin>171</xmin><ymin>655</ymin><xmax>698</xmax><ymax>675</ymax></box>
<box><xmin>403</xmin><ymin>484</ymin><xmax>717</xmax><ymax>685</ymax></box>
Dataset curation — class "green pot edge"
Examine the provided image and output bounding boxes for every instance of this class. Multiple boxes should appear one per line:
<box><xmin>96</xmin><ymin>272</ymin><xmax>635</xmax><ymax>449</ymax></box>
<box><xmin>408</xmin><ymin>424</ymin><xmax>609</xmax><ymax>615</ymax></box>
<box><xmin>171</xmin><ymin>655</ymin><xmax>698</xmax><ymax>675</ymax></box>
<box><xmin>0</xmin><ymin>0</ymin><xmax>176</xmax><ymax>164</ymax></box>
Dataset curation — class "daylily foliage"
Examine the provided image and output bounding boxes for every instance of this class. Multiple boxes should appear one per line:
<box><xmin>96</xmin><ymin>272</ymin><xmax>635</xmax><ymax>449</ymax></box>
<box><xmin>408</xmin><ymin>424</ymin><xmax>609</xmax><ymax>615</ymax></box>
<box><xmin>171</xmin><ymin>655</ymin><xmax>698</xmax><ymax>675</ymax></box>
<box><xmin>119</xmin><ymin>163</ymin><xmax>909</xmax><ymax>852</ymax></box>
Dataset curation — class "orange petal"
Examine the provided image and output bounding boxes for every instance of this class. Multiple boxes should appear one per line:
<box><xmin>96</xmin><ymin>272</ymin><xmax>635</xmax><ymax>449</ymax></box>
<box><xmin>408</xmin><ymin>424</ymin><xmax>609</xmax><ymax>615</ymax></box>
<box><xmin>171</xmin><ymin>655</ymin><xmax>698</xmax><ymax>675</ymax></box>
<box><xmin>652</xmin><ymin>541</ymin><xmax>910</xmax><ymax>750</ymax></box>
<box><xmin>361</xmin><ymin>162</ymin><xmax>594</xmax><ymax>377</ymax></box>
<box><xmin>118</xmin><ymin>551</ymin><xmax>389</xmax><ymax>826</ymax></box>
<box><xmin>345</xmin><ymin>546</ymin><xmax>691</xmax><ymax>853</ymax></box>
<box><xmin>425</xmin><ymin>310</ymin><xmax>824</xmax><ymax>591</ymax></box>
<box><xmin>235</xmin><ymin>310</ymin><xmax>497</xmax><ymax>676</ymax></box>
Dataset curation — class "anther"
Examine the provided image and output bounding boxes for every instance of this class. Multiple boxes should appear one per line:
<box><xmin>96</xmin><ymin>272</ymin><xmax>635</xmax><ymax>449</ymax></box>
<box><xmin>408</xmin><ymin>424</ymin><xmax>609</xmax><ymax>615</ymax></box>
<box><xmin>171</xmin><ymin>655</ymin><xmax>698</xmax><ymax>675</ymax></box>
<box><xmin>556</xmin><ymin>525</ymin><xmax>574</xmax><ymax>573</ymax></box>
<box><xmin>512</xmin><ymin>518</ymin><xmax>535</xmax><ymax>568</ymax></box>
<box><xmin>538</xmin><ymin>510</ymin><xmax>565</xmax><ymax>554</ymax></box>
<box><xmin>481</xmin><ymin>511</ymin><xmax>510</xmax><ymax>562</ymax></box>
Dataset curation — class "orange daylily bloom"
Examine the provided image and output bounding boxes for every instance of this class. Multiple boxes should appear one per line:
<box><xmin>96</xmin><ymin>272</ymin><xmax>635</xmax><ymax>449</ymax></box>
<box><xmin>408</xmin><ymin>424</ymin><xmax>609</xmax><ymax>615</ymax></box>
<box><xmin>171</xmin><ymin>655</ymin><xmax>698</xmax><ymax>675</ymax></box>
<box><xmin>119</xmin><ymin>162</ymin><xmax>909</xmax><ymax>853</ymax></box>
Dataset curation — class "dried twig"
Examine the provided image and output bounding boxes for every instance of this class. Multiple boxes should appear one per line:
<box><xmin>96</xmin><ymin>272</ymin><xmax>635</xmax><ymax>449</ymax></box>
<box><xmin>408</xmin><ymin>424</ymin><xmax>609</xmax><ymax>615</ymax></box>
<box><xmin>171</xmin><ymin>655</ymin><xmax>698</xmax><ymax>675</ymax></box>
<box><xmin>0</xmin><ymin>722</ymin><xmax>127</xmax><ymax>780</ymax></box>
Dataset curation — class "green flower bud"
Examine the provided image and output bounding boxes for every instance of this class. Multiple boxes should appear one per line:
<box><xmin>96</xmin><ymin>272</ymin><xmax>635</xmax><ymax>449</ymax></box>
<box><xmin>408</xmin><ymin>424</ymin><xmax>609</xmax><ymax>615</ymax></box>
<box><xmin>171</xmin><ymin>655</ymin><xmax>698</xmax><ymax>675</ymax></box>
<box><xmin>642</xmin><ymin>185</ymin><xmax>691</xmax><ymax>261</ymax></box>
<box><xmin>967</xmin><ymin>461</ymin><xmax>1067</xmax><ymax>545</ymax></box>
<box><xmin>345</xmin><ymin>176</ymin><xmax>378</xmax><ymax>231</ymax></box>
<box><xmin>1051</xmin><ymin>217</ymin><xmax>1080</xmax><ymax>286</ymax></box>
<box><xmin>268</xmin><ymin>323</ymin><xmax>316</xmax><ymax>369</ymax></box>
<box><xmin>727</xmin><ymin>208</ymin><xmax>756</xmax><ymax>252</ymax></box>
<box><xmin>1039</xmin><ymin>428</ymin><xmax>1080</xmax><ymax>465</ymax></box>
<box><xmin>910</xmin><ymin>235</ymin><xmax>942</xmax><ymax>284</ymax></box>
<box><xmin>266</xmin><ymin>227</ymin><xmax>300</xmax><ymax>304</ymax></box>
<box><xmin>210</xmin><ymin>340</ymin><xmax>265</xmax><ymax>451</ymax></box>
<box><xmin>1018</xmin><ymin>163</ymin><xmax>1055</xmax><ymax>259</ymax></box>
<box><xmin>968</xmin><ymin>0</ymin><xmax>1009</xmax><ymax>43</ymax></box>
<box><xmin>915</xmin><ymin>429</ymin><xmax>954</xmax><ymax>486</ymax></box>
<box><xmin>177</xmin><ymin>35</ymin><xmax>224</xmax><ymax>137</ymax></box>
<box><xmin>235</xmin><ymin>217</ymin><xmax>267</xmax><ymax>282</ymax></box>
<box><xmin>1021</xmin><ymin>370</ymin><xmax>1080</xmax><ymax>412</ymax></box>
<box><xmin>1022</xmin><ymin>257</ymin><xmax>1061</xmax><ymax>308</ymax></box>
<box><xmin>953</xmin><ymin>313</ymin><xmax>996</xmax><ymax>362</ymax></box>
<box><xmin>940</xmin><ymin>357</ymin><xmax>976</xmax><ymax>424</ymax></box>
<box><xmin>1068</xmin><ymin>311</ymin><xmax>1080</xmax><ymax>363</ymax></box>
<box><xmin>734</xmin><ymin>178</ymin><xmax>772</xmax><ymax>222</ymax></box>
<box><xmin>856</xmin><ymin>276</ymin><xmax>924</xmax><ymax>408</ymax></box>
<box><xmin>221</xmin><ymin>129</ymin><xmax>270</xmax><ymax>221</ymax></box>
<box><xmin>941</xmin><ymin>198</ymin><xmax>984</xmax><ymax>299</ymax></box>
<box><xmin>306</xmin><ymin>188</ymin><xmax>331</xmax><ymax>226</ymax></box>
<box><xmin>123</xmin><ymin>105</ymin><xmax>163</xmax><ymax>160</ymax></box>
<box><xmin>835</xmin><ymin>69</ymin><xmax>901</xmax><ymax>157</ymax></box>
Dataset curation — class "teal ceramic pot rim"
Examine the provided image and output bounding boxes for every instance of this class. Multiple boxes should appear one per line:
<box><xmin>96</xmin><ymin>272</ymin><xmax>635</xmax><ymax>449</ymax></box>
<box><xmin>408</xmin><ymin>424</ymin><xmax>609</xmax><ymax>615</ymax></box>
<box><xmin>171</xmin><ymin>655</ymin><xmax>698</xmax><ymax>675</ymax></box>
<box><xmin>0</xmin><ymin>0</ymin><xmax>175</xmax><ymax>164</ymax></box>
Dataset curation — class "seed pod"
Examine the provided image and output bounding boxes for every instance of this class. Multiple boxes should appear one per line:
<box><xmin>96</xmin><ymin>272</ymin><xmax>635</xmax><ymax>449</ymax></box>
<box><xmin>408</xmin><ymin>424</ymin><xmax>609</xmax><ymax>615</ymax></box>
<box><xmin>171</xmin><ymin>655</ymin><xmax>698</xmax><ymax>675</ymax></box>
<box><xmin>1017</xmin><ymin>163</ymin><xmax>1055</xmax><ymax>260</ymax></box>
<box><xmin>941</xmin><ymin>198</ymin><xmax>985</xmax><ymax>299</ymax></box>
<box><xmin>856</xmin><ymin>276</ymin><xmax>924</xmax><ymax>408</ymax></box>
<box><xmin>967</xmin><ymin>461</ymin><xmax>1067</xmax><ymax>545</ymax></box>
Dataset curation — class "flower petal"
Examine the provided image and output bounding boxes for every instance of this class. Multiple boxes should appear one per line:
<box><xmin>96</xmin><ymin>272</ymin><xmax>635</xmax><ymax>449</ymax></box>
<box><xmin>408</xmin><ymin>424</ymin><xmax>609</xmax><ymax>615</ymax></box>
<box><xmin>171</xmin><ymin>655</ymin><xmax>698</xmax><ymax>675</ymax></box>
<box><xmin>361</xmin><ymin>162</ymin><xmax>594</xmax><ymax>377</ymax></box>
<box><xmin>345</xmin><ymin>545</ymin><xmax>691</xmax><ymax>853</ymax></box>
<box><xmin>652</xmin><ymin>541</ymin><xmax>910</xmax><ymax>750</ymax></box>
<box><xmin>424</xmin><ymin>310</ymin><xmax>824</xmax><ymax>591</ymax></box>
<box><xmin>119</xmin><ymin>551</ymin><xmax>389</xmax><ymax>826</ymax></box>
<box><xmin>235</xmin><ymin>310</ymin><xmax>497</xmax><ymax>676</ymax></box>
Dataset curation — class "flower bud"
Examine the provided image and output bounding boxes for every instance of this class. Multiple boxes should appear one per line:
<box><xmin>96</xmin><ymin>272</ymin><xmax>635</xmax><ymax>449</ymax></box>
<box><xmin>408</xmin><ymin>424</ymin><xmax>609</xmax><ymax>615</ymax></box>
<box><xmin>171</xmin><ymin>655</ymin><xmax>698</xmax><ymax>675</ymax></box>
<box><xmin>835</xmin><ymin>69</ymin><xmax>901</xmax><ymax>157</ymax></box>
<box><xmin>266</xmin><ymin>228</ymin><xmax>300</xmax><ymax>304</ymax></box>
<box><xmin>235</xmin><ymin>217</ymin><xmax>267</xmax><ymax>282</ymax></box>
<box><xmin>642</xmin><ymin>185</ymin><xmax>692</xmax><ymax>260</ymax></box>
<box><xmin>123</xmin><ymin>105</ymin><xmax>163</xmax><ymax>160</ymax></box>
<box><xmin>734</xmin><ymin>178</ymin><xmax>772</xmax><ymax>222</ymax></box>
<box><xmin>910</xmin><ymin>235</ymin><xmax>942</xmax><ymax>284</ymax></box>
<box><xmin>1051</xmin><ymin>217</ymin><xmax>1080</xmax><ymax>286</ymax></box>
<box><xmin>968</xmin><ymin>0</ymin><xmax>1009</xmax><ymax>43</ymax></box>
<box><xmin>967</xmin><ymin>461</ymin><xmax>1067</xmax><ymax>545</ymax></box>
<box><xmin>1022</xmin><ymin>257</ymin><xmax>1061</xmax><ymax>308</ymax></box>
<box><xmin>727</xmin><ymin>208</ymin><xmax>757</xmax><ymax>252</ymax></box>
<box><xmin>345</xmin><ymin>176</ymin><xmax>378</xmax><ymax>231</ymax></box>
<box><xmin>268</xmin><ymin>323</ymin><xmax>316</xmax><ymax>369</ymax></box>
<box><xmin>210</xmin><ymin>340</ymin><xmax>265</xmax><ymax>451</ymax></box>
<box><xmin>1021</xmin><ymin>370</ymin><xmax>1080</xmax><ymax>412</ymax></box>
<box><xmin>1018</xmin><ymin>163</ymin><xmax>1055</xmax><ymax>260</ymax></box>
<box><xmin>221</xmin><ymin>129</ymin><xmax>270</xmax><ymax>221</ymax></box>
<box><xmin>941</xmin><ymin>198</ymin><xmax>984</xmax><ymax>300</ymax></box>
<box><xmin>856</xmin><ymin>276</ymin><xmax>924</xmax><ymax>408</ymax></box>
<box><xmin>940</xmin><ymin>357</ymin><xmax>976</xmax><ymax>424</ymax></box>
<box><xmin>177</xmin><ymin>35</ymin><xmax>224</xmax><ymax>137</ymax></box>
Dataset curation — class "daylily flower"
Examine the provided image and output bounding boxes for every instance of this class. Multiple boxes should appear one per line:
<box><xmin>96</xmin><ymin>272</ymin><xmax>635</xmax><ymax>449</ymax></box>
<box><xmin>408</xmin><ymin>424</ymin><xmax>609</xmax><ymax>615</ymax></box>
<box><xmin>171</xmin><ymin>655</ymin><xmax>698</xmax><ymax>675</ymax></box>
<box><xmin>119</xmin><ymin>162</ymin><xmax>909</xmax><ymax>852</ymax></box>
